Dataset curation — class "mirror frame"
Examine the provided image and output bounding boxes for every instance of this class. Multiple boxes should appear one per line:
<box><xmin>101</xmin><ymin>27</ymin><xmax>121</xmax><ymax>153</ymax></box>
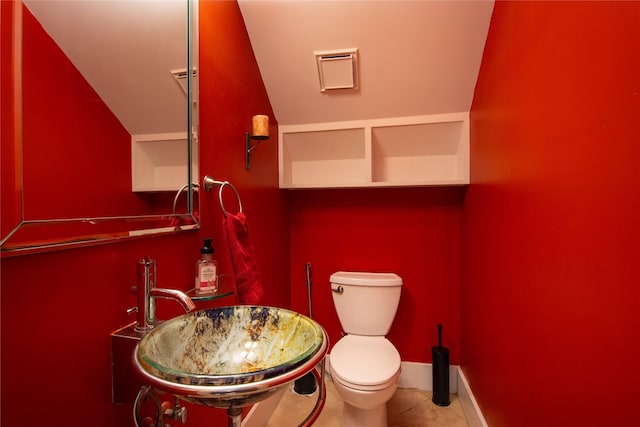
<box><xmin>1</xmin><ymin>0</ymin><xmax>200</xmax><ymax>257</ymax></box>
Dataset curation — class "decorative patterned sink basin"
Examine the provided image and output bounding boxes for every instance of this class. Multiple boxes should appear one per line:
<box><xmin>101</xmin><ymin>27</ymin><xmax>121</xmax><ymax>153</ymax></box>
<box><xmin>133</xmin><ymin>306</ymin><xmax>328</xmax><ymax>408</ymax></box>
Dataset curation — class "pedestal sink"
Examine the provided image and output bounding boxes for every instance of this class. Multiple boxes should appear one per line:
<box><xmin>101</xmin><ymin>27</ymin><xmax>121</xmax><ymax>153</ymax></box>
<box><xmin>133</xmin><ymin>306</ymin><xmax>328</xmax><ymax>426</ymax></box>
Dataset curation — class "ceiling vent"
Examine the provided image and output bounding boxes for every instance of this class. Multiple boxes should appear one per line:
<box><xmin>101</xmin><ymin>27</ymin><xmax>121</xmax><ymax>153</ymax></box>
<box><xmin>314</xmin><ymin>48</ymin><xmax>358</xmax><ymax>92</ymax></box>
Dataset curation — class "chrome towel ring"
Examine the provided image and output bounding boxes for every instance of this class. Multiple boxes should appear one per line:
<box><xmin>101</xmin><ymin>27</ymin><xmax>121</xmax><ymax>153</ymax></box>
<box><xmin>202</xmin><ymin>175</ymin><xmax>243</xmax><ymax>218</ymax></box>
<box><xmin>218</xmin><ymin>181</ymin><xmax>243</xmax><ymax>218</ymax></box>
<box><xmin>172</xmin><ymin>182</ymin><xmax>199</xmax><ymax>214</ymax></box>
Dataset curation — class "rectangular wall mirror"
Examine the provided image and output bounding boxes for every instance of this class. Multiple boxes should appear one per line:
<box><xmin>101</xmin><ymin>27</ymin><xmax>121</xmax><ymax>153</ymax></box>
<box><xmin>1</xmin><ymin>0</ymin><xmax>199</xmax><ymax>256</ymax></box>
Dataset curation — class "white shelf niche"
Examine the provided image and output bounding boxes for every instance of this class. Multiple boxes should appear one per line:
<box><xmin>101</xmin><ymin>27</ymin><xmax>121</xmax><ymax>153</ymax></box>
<box><xmin>131</xmin><ymin>132</ymin><xmax>199</xmax><ymax>192</ymax></box>
<box><xmin>280</xmin><ymin>127</ymin><xmax>367</xmax><ymax>188</ymax></box>
<box><xmin>279</xmin><ymin>113</ymin><xmax>468</xmax><ymax>188</ymax></box>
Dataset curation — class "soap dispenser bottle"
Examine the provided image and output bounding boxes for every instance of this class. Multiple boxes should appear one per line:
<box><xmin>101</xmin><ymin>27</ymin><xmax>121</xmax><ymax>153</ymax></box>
<box><xmin>195</xmin><ymin>238</ymin><xmax>217</xmax><ymax>294</ymax></box>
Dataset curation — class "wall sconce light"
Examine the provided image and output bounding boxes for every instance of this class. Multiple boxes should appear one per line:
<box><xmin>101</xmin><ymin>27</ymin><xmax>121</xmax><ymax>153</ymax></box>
<box><xmin>246</xmin><ymin>115</ymin><xmax>270</xmax><ymax>170</ymax></box>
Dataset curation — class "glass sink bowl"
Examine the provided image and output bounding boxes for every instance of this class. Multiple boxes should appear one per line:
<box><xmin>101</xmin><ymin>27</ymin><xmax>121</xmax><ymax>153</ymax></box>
<box><xmin>133</xmin><ymin>306</ymin><xmax>328</xmax><ymax>409</ymax></box>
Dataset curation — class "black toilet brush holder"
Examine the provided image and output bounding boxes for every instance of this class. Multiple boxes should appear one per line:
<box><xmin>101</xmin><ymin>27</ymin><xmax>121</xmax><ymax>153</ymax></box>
<box><xmin>293</xmin><ymin>371</ymin><xmax>317</xmax><ymax>395</ymax></box>
<box><xmin>432</xmin><ymin>324</ymin><xmax>450</xmax><ymax>406</ymax></box>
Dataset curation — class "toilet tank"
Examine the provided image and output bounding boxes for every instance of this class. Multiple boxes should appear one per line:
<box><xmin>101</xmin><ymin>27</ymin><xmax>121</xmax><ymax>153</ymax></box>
<box><xmin>330</xmin><ymin>271</ymin><xmax>402</xmax><ymax>336</ymax></box>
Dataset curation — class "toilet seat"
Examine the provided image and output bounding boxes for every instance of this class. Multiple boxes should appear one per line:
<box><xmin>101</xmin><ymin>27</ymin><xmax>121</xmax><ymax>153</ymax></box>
<box><xmin>330</xmin><ymin>335</ymin><xmax>401</xmax><ymax>391</ymax></box>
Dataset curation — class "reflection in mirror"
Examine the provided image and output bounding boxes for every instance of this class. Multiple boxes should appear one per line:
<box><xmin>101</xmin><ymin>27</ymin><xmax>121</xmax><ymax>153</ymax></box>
<box><xmin>1</xmin><ymin>0</ymin><xmax>199</xmax><ymax>256</ymax></box>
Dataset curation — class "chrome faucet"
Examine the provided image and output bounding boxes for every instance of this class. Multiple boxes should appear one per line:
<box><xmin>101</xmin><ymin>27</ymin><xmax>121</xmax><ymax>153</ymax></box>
<box><xmin>133</xmin><ymin>257</ymin><xmax>196</xmax><ymax>334</ymax></box>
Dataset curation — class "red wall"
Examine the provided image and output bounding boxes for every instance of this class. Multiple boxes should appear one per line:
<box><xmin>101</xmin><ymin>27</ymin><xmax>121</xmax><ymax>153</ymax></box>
<box><xmin>8</xmin><ymin>0</ymin><xmax>639</xmax><ymax>425</ymax></box>
<box><xmin>463</xmin><ymin>2</ymin><xmax>640</xmax><ymax>426</ymax></box>
<box><xmin>198</xmin><ymin>0</ymin><xmax>289</xmax><ymax>311</ymax></box>
<box><xmin>3</xmin><ymin>4</ymin><xmax>173</xmax><ymax>247</ymax></box>
<box><xmin>21</xmin><ymin>6</ymin><xmax>150</xmax><ymax>220</ymax></box>
<box><xmin>1</xmin><ymin>1</ymin><xmax>287</xmax><ymax>426</ymax></box>
<box><xmin>1</xmin><ymin>1</ymin><xmax>22</xmax><ymax>240</ymax></box>
<box><xmin>1</xmin><ymin>236</ymin><xmax>201</xmax><ymax>426</ymax></box>
<box><xmin>288</xmin><ymin>187</ymin><xmax>463</xmax><ymax>363</ymax></box>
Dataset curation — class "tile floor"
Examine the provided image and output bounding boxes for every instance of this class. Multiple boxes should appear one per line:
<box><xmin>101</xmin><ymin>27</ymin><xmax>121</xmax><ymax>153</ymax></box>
<box><xmin>266</xmin><ymin>375</ymin><xmax>468</xmax><ymax>427</ymax></box>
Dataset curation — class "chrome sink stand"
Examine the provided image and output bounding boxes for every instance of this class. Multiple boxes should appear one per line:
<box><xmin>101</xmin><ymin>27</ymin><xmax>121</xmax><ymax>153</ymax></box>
<box><xmin>226</xmin><ymin>407</ymin><xmax>243</xmax><ymax>427</ymax></box>
<box><xmin>299</xmin><ymin>358</ymin><xmax>327</xmax><ymax>427</ymax></box>
<box><xmin>133</xmin><ymin>359</ymin><xmax>327</xmax><ymax>427</ymax></box>
<box><xmin>225</xmin><ymin>359</ymin><xmax>326</xmax><ymax>427</ymax></box>
<box><xmin>134</xmin><ymin>385</ymin><xmax>187</xmax><ymax>426</ymax></box>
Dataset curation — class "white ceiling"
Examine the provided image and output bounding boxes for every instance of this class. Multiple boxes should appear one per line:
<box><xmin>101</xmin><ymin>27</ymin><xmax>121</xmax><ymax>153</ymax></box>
<box><xmin>24</xmin><ymin>0</ymin><xmax>494</xmax><ymax>133</ymax></box>
<box><xmin>238</xmin><ymin>0</ymin><xmax>495</xmax><ymax>126</ymax></box>
<box><xmin>23</xmin><ymin>0</ymin><xmax>189</xmax><ymax>136</ymax></box>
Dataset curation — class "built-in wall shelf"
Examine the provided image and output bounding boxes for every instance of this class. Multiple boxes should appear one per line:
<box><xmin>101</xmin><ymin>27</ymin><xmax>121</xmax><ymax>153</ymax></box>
<box><xmin>279</xmin><ymin>113</ymin><xmax>469</xmax><ymax>189</ymax></box>
<box><xmin>131</xmin><ymin>132</ymin><xmax>199</xmax><ymax>192</ymax></box>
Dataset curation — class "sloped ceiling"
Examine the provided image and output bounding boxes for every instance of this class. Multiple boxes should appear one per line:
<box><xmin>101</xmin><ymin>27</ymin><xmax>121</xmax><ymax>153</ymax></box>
<box><xmin>23</xmin><ymin>0</ymin><xmax>189</xmax><ymax>136</ymax></box>
<box><xmin>25</xmin><ymin>0</ymin><xmax>494</xmax><ymax>133</ymax></box>
<box><xmin>238</xmin><ymin>0</ymin><xmax>494</xmax><ymax>126</ymax></box>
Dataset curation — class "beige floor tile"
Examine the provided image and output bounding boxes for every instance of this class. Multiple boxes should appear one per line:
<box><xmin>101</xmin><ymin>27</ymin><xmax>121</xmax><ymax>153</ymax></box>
<box><xmin>388</xmin><ymin>389</ymin><xmax>468</xmax><ymax>427</ymax></box>
<box><xmin>266</xmin><ymin>376</ymin><xmax>468</xmax><ymax>426</ymax></box>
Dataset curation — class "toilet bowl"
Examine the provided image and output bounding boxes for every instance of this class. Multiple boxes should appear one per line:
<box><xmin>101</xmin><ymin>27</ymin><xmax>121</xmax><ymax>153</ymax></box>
<box><xmin>330</xmin><ymin>335</ymin><xmax>401</xmax><ymax>427</ymax></box>
<box><xmin>329</xmin><ymin>272</ymin><xmax>403</xmax><ymax>427</ymax></box>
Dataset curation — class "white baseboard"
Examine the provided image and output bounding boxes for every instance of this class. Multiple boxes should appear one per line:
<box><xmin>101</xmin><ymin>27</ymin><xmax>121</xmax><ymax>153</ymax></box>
<box><xmin>397</xmin><ymin>360</ymin><xmax>458</xmax><ymax>393</ymax></box>
<box><xmin>242</xmin><ymin>359</ymin><xmax>487</xmax><ymax>427</ymax></box>
<box><xmin>456</xmin><ymin>367</ymin><xmax>489</xmax><ymax>427</ymax></box>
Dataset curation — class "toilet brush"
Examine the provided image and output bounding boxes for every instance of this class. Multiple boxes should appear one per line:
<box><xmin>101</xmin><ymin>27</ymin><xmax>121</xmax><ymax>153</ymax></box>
<box><xmin>432</xmin><ymin>324</ymin><xmax>450</xmax><ymax>406</ymax></box>
<box><xmin>294</xmin><ymin>262</ymin><xmax>318</xmax><ymax>395</ymax></box>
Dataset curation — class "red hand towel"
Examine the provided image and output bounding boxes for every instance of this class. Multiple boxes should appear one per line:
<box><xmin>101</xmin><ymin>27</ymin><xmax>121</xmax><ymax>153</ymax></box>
<box><xmin>223</xmin><ymin>211</ymin><xmax>263</xmax><ymax>305</ymax></box>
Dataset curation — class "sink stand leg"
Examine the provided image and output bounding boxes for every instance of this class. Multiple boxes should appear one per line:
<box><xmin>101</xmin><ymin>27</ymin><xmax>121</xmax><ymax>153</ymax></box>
<box><xmin>299</xmin><ymin>358</ymin><xmax>327</xmax><ymax>427</ymax></box>
<box><xmin>226</xmin><ymin>407</ymin><xmax>243</xmax><ymax>427</ymax></box>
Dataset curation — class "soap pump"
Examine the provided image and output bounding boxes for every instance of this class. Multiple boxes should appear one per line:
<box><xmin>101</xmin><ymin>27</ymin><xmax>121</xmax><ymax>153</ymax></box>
<box><xmin>195</xmin><ymin>238</ymin><xmax>217</xmax><ymax>294</ymax></box>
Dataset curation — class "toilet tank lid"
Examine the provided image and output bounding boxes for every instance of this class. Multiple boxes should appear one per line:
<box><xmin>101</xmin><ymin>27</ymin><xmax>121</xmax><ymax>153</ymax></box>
<box><xmin>330</xmin><ymin>271</ymin><xmax>402</xmax><ymax>287</ymax></box>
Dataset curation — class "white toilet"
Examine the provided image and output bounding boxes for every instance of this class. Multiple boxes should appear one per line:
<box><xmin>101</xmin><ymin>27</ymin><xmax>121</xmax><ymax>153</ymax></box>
<box><xmin>329</xmin><ymin>271</ymin><xmax>402</xmax><ymax>427</ymax></box>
